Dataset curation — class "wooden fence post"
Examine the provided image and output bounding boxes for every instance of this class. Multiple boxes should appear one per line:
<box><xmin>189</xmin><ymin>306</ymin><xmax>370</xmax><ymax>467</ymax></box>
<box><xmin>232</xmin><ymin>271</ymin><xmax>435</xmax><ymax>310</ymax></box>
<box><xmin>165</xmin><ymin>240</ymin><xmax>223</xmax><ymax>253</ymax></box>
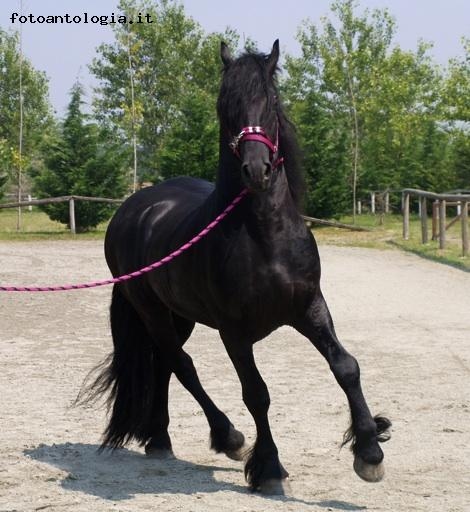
<box><xmin>432</xmin><ymin>201</ymin><xmax>439</xmax><ymax>240</ymax></box>
<box><xmin>439</xmin><ymin>200</ymin><xmax>446</xmax><ymax>250</ymax></box>
<box><xmin>385</xmin><ymin>192</ymin><xmax>390</xmax><ymax>214</ymax></box>
<box><xmin>371</xmin><ymin>192</ymin><xmax>376</xmax><ymax>214</ymax></box>
<box><xmin>420</xmin><ymin>196</ymin><xmax>428</xmax><ymax>243</ymax></box>
<box><xmin>403</xmin><ymin>192</ymin><xmax>410</xmax><ymax>240</ymax></box>
<box><xmin>69</xmin><ymin>198</ymin><xmax>76</xmax><ymax>235</ymax></box>
<box><xmin>462</xmin><ymin>201</ymin><xmax>469</xmax><ymax>257</ymax></box>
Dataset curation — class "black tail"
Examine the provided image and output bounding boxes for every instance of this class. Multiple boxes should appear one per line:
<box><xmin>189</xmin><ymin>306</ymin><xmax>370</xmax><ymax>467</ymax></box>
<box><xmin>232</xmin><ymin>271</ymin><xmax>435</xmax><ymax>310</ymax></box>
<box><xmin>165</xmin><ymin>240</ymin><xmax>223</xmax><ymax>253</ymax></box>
<box><xmin>78</xmin><ymin>285</ymin><xmax>159</xmax><ymax>449</ymax></box>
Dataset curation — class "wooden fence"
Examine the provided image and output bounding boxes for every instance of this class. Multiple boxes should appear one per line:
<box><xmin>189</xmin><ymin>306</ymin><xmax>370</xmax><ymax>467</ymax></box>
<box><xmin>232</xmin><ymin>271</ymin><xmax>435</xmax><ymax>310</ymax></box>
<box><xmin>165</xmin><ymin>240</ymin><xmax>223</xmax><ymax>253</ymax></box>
<box><xmin>402</xmin><ymin>188</ymin><xmax>469</xmax><ymax>256</ymax></box>
<box><xmin>0</xmin><ymin>196</ymin><xmax>122</xmax><ymax>235</ymax></box>
<box><xmin>357</xmin><ymin>190</ymin><xmax>395</xmax><ymax>215</ymax></box>
<box><xmin>1</xmin><ymin>194</ymin><xmax>369</xmax><ymax>234</ymax></box>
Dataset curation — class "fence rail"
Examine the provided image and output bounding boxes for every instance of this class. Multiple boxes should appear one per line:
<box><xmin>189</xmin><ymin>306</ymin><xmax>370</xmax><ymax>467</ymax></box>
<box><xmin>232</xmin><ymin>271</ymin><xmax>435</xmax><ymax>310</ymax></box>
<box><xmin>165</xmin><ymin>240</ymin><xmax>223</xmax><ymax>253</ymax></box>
<box><xmin>0</xmin><ymin>196</ymin><xmax>123</xmax><ymax>235</ymax></box>
<box><xmin>402</xmin><ymin>188</ymin><xmax>469</xmax><ymax>256</ymax></box>
<box><xmin>1</xmin><ymin>194</ymin><xmax>369</xmax><ymax>235</ymax></box>
<box><xmin>302</xmin><ymin>215</ymin><xmax>370</xmax><ymax>232</ymax></box>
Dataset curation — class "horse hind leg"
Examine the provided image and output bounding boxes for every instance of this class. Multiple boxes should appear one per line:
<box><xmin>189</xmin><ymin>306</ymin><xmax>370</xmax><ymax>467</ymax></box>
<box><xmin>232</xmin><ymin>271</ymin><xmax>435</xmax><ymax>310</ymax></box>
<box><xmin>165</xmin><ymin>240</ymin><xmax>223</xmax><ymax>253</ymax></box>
<box><xmin>176</xmin><ymin>349</ymin><xmax>246</xmax><ymax>461</ymax></box>
<box><xmin>143</xmin><ymin>359</ymin><xmax>174</xmax><ymax>459</ymax></box>
<box><xmin>155</xmin><ymin>313</ymin><xmax>245</xmax><ymax>461</ymax></box>
<box><xmin>143</xmin><ymin>313</ymin><xmax>197</xmax><ymax>458</ymax></box>
<box><xmin>91</xmin><ymin>285</ymin><xmax>244</xmax><ymax>459</ymax></box>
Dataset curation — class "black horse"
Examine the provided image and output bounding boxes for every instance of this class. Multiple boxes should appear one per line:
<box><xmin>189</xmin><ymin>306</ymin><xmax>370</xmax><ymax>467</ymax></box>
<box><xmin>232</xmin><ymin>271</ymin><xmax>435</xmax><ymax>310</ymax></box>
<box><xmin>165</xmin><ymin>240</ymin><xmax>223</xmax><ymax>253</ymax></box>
<box><xmin>91</xmin><ymin>40</ymin><xmax>391</xmax><ymax>494</ymax></box>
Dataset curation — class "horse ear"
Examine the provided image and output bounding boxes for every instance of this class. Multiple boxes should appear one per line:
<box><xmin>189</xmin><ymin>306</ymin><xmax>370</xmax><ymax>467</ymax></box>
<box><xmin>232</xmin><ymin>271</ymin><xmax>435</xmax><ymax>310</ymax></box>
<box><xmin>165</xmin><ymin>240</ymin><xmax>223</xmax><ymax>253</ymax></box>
<box><xmin>266</xmin><ymin>39</ymin><xmax>280</xmax><ymax>75</ymax></box>
<box><xmin>220</xmin><ymin>42</ymin><xmax>233</xmax><ymax>68</ymax></box>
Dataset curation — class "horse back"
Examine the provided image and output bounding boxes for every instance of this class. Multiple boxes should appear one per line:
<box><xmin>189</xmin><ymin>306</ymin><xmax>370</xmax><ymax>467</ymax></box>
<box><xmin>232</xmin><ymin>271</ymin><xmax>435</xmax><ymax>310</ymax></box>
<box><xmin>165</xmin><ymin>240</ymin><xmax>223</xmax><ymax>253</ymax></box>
<box><xmin>105</xmin><ymin>177</ymin><xmax>214</xmax><ymax>280</ymax></box>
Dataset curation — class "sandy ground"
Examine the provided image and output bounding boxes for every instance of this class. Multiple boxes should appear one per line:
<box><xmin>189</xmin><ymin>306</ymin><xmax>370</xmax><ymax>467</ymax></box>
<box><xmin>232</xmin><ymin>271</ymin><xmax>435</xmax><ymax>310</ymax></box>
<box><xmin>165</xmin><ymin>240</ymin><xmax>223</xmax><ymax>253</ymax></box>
<box><xmin>0</xmin><ymin>240</ymin><xmax>469</xmax><ymax>512</ymax></box>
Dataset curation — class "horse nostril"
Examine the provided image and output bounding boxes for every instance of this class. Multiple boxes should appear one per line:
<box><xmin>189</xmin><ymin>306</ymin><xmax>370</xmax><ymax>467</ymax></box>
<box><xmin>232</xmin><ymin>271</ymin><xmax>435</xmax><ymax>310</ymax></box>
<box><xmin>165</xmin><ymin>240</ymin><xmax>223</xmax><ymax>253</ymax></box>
<box><xmin>241</xmin><ymin>164</ymin><xmax>250</xmax><ymax>181</ymax></box>
<box><xmin>264</xmin><ymin>163</ymin><xmax>272</xmax><ymax>180</ymax></box>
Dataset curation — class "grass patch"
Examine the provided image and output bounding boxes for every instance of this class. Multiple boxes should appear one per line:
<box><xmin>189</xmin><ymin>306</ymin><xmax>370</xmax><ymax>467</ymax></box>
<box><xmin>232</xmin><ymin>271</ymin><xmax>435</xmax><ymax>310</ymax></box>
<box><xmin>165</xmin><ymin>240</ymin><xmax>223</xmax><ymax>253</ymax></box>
<box><xmin>313</xmin><ymin>213</ymin><xmax>470</xmax><ymax>272</ymax></box>
<box><xmin>0</xmin><ymin>207</ymin><xmax>108</xmax><ymax>241</ymax></box>
<box><xmin>391</xmin><ymin>239</ymin><xmax>470</xmax><ymax>272</ymax></box>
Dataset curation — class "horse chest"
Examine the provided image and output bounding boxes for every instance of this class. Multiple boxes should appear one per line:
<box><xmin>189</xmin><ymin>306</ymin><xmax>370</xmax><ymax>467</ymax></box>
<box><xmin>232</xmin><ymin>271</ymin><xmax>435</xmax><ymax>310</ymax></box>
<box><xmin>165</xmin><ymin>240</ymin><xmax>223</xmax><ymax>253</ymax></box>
<box><xmin>219</xmin><ymin>237</ymin><xmax>318</xmax><ymax>325</ymax></box>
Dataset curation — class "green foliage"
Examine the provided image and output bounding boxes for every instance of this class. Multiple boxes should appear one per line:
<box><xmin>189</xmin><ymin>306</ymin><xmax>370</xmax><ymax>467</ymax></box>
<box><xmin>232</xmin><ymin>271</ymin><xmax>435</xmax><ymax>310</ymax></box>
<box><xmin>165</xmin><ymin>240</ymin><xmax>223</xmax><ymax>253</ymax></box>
<box><xmin>92</xmin><ymin>1</ymin><xmax>222</xmax><ymax>182</ymax></box>
<box><xmin>0</xmin><ymin>28</ymin><xmax>52</xmax><ymax>197</ymax></box>
<box><xmin>442</xmin><ymin>38</ymin><xmax>470</xmax><ymax>122</ymax></box>
<box><xmin>34</xmin><ymin>83</ymin><xmax>127</xmax><ymax>231</ymax></box>
<box><xmin>283</xmin><ymin>85</ymin><xmax>350</xmax><ymax>218</ymax></box>
<box><xmin>448</xmin><ymin>129</ymin><xmax>470</xmax><ymax>189</ymax></box>
<box><xmin>155</xmin><ymin>31</ymin><xmax>243</xmax><ymax>182</ymax></box>
<box><xmin>157</xmin><ymin>88</ymin><xmax>218</xmax><ymax>181</ymax></box>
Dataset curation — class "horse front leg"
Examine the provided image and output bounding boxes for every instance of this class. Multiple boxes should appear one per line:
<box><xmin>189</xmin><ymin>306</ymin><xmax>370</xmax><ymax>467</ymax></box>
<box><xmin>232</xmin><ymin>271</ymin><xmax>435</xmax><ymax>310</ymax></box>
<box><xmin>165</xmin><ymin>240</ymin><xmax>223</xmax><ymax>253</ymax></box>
<box><xmin>221</xmin><ymin>332</ymin><xmax>289</xmax><ymax>494</ymax></box>
<box><xmin>293</xmin><ymin>291</ymin><xmax>391</xmax><ymax>482</ymax></box>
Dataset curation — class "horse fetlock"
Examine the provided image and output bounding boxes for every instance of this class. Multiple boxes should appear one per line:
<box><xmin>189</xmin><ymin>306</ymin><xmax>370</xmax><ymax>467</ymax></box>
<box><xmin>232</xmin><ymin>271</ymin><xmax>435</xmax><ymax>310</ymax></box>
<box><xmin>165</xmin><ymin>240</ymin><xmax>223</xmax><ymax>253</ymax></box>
<box><xmin>244</xmin><ymin>445</ymin><xmax>289</xmax><ymax>492</ymax></box>
<box><xmin>356</xmin><ymin>441</ymin><xmax>384</xmax><ymax>465</ymax></box>
<box><xmin>257</xmin><ymin>477</ymin><xmax>291</xmax><ymax>495</ymax></box>
<box><xmin>145</xmin><ymin>434</ymin><xmax>174</xmax><ymax>458</ymax></box>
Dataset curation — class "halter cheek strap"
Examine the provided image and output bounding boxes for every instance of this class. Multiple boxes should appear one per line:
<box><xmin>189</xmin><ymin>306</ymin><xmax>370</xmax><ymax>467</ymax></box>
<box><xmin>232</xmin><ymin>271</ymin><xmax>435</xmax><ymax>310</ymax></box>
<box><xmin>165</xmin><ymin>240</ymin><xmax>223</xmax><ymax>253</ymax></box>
<box><xmin>229</xmin><ymin>126</ymin><xmax>284</xmax><ymax>170</ymax></box>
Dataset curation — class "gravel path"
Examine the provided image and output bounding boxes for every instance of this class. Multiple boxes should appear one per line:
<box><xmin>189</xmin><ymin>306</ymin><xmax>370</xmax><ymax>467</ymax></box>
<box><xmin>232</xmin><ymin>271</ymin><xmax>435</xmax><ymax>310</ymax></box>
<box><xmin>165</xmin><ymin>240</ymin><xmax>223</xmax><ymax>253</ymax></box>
<box><xmin>0</xmin><ymin>241</ymin><xmax>469</xmax><ymax>512</ymax></box>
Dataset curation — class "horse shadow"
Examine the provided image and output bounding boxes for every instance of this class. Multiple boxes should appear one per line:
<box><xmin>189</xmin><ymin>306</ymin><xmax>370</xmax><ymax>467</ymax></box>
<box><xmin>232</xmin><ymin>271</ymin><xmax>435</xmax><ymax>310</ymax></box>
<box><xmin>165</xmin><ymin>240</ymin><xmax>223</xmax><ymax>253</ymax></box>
<box><xmin>24</xmin><ymin>443</ymin><xmax>366</xmax><ymax>510</ymax></box>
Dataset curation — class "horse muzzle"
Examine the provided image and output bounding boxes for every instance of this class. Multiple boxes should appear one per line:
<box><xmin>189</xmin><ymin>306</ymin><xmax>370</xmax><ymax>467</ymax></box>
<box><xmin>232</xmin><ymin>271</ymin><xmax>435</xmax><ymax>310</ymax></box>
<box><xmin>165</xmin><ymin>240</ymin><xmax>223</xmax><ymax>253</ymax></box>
<box><xmin>241</xmin><ymin>154</ymin><xmax>273</xmax><ymax>192</ymax></box>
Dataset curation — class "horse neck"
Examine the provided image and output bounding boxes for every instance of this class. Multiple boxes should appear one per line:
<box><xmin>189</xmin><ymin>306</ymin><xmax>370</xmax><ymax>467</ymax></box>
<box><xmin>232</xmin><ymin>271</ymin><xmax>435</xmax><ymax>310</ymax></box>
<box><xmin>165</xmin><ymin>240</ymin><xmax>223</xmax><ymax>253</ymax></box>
<box><xmin>247</xmin><ymin>169</ymin><xmax>298</xmax><ymax>234</ymax></box>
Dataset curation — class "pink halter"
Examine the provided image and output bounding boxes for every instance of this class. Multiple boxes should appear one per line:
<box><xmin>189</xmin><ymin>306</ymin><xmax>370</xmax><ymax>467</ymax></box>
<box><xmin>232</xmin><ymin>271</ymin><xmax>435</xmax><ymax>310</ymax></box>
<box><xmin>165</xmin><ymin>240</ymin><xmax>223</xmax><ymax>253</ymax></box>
<box><xmin>229</xmin><ymin>126</ymin><xmax>284</xmax><ymax>169</ymax></box>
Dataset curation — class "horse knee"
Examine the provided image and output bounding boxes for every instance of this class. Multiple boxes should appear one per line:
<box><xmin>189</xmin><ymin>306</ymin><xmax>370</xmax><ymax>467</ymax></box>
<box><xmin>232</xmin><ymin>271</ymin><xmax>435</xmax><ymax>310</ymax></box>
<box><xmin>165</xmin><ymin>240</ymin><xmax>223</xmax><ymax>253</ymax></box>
<box><xmin>332</xmin><ymin>353</ymin><xmax>360</xmax><ymax>389</ymax></box>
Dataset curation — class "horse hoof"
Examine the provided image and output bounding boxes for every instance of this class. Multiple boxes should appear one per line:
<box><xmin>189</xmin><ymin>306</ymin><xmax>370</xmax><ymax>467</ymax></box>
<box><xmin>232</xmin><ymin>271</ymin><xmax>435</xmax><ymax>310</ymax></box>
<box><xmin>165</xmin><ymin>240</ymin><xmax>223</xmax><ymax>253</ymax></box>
<box><xmin>256</xmin><ymin>478</ymin><xmax>291</xmax><ymax>495</ymax></box>
<box><xmin>353</xmin><ymin>455</ymin><xmax>385</xmax><ymax>482</ymax></box>
<box><xmin>145</xmin><ymin>447</ymin><xmax>175</xmax><ymax>460</ymax></box>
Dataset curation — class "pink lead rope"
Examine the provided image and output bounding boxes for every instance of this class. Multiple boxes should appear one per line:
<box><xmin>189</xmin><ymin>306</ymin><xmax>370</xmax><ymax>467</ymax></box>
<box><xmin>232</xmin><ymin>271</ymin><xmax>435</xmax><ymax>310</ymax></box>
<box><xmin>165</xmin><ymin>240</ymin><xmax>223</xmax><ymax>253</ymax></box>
<box><xmin>0</xmin><ymin>189</ymin><xmax>249</xmax><ymax>293</ymax></box>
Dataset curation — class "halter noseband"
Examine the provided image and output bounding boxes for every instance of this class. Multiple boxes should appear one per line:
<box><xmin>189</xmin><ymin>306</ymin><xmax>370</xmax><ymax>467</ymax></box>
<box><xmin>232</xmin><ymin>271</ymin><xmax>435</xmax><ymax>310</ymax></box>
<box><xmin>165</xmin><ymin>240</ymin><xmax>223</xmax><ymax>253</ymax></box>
<box><xmin>229</xmin><ymin>126</ymin><xmax>284</xmax><ymax>170</ymax></box>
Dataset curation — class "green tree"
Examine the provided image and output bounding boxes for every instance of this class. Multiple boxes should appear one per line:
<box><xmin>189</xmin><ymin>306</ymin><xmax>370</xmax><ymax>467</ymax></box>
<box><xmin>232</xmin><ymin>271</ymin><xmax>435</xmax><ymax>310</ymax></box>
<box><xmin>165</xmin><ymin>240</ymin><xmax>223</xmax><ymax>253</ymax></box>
<box><xmin>284</xmin><ymin>0</ymin><xmax>455</xmax><ymax>216</ymax></box>
<box><xmin>0</xmin><ymin>28</ymin><xmax>52</xmax><ymax>197</ymax></box>
<box><xmin>282</xmin><ymin>71</ymin><xmax>350</xmax><ymax>218</ymax></box>
<box><xmin>285</xmin><ymin>0</ymin><xmax>396</xmax><ymax>217</ymax></box>
<box><xmin>157</xmin><ymin>88</ymin><xmax>218</xmax><ymax>181</ymax></box>
<box><xmin>360</xmin><ymin>44</ymin><xmax>445</xmax><ymax>192</ymax></box>
<box><xmin>91</xmin><ymin>0</ymin><xmax>203</xmax><ymax>182</ymax></box>
<box><xmin>441</xmin><ymin>39</ymin><xmax>470</xmax><ymax>190</ymax></box>
<box><xmin>442</xmin><ymin>38</ymin><xmax>470</xmax><ymax>123</ymax></box>
<box><xmin>448</xmin><ymin>129</ymin><xmax>470</xmax><ymax>189</ymax></box>
<box><xmin>91</xmin><ymin>0</ymin><xmax>241</xmax><ymax>184</ymax></box>
<box><xmin>34</xmin><ymin>83</ymin><xmax>127</xmax><ymax>231</ymax></box>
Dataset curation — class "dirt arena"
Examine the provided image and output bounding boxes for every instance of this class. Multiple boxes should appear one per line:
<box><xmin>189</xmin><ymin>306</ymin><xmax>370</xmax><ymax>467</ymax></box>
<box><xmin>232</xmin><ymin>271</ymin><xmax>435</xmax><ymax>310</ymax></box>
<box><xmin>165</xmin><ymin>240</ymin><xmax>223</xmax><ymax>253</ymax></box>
<box><xmin>0</xmin><ymin>240</ymin><xmax>469</xmax><ymax>512</ymax></box>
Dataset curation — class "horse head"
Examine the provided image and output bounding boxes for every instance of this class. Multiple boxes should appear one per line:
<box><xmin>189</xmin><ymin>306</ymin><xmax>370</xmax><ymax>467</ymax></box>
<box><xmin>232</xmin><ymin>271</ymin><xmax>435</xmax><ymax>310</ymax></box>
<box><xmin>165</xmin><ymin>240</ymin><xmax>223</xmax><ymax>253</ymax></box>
<box><xmin>217</xmin><ymin>40</ymin><xmax>282</xmax><ymax>193</ymax></box>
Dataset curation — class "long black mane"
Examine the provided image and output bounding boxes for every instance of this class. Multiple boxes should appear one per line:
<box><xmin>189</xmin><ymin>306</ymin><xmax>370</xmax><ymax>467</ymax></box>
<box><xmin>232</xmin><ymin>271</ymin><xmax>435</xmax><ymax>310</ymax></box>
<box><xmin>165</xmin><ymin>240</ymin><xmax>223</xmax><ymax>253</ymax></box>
<box><xmin>217</xmin><ymin>49</ymin><xmax>305</xmax><ymax>208</ymax></box>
